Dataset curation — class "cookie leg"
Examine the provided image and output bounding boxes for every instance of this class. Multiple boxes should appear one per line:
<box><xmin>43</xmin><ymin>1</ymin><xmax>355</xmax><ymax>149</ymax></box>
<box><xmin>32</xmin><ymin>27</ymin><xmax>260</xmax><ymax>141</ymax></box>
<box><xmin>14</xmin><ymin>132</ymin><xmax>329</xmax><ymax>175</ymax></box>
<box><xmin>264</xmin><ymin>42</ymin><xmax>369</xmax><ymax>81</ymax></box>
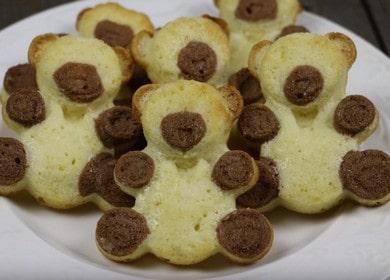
<box><xmin>340</xmin><ymin>150</ymin><xmax>390</xmax><ymax>206</ymax></box>
<box><xmin>217</xmin><ymin>209</ymin><xmax>273</xmax><ymax>264</ymax></box>
<box><xmin>79</xmin><ymin>153</ymin><xmax>135</xmax><ymax>210</ymax></box>
<box><xmin>333</xmin><ymin>95</ymin><xmax>378</xmax><ymax>143</ymax></box>
<box><xmin>236</xmin><ymin>157</ymin><xmax>279</xmax><ymax>211</ymax></box>
<box><xmin>0</xmin><ymin>137</ymin><xmax>27</xmax><ymax>195</ymax></box>
<box><xmin>96</xmin><ymin>208</ymin><xmax>150</xmax><ymax>262</ymax></box>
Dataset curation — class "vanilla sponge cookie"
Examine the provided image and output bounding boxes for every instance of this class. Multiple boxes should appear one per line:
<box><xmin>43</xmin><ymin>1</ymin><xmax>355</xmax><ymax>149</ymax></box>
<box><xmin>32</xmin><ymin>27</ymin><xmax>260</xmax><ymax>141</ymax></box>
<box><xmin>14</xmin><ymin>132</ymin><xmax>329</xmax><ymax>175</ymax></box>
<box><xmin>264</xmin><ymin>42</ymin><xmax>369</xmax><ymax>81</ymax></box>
<box><xmin>76</xmin><ymin>2</ymin><xmax>154</xmax><ymax>49</ymax></box>
<box><xmin>234</xmin><ymin>33</ymin><xmax>389</xmax><ymax>214</ymax></box>
<box><xmin>214</xmin><ymin>0</ymin><xmax>306</xmax><ymax>99</ymax></box>
<box><xmin>215</xmin><ymin>0</ymin><xmax>302</xmax><ymax>42</ymax></box>
<box><xmin>131</xmin><ymin>17</ymin><xmax>231</xmax><ymax>86</ymax></box>
<box><xmin>0</xmin><ymin>34</ymin><xmax>143</xmax><ymax>210</ymax></box>
<box><xmin>95</xmin><ymin>80</ymin><xmax>274</xmax><ymax>265</ymax></box>
<box><xmin>76</xmin><ymin>3</ymin><xmax>155</xmax><ymax>106</ymax></box>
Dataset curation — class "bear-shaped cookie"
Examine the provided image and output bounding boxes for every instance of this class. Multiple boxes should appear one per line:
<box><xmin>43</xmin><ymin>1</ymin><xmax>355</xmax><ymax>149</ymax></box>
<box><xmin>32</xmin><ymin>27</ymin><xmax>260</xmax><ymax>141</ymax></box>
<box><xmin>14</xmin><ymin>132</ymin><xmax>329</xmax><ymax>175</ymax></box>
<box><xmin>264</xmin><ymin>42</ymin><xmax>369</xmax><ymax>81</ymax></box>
<box><xmin>214</xmin><ymin>0</ymin><xmax>307</xmax><ymax>105</ymax></box>
<box><xmin>76</xmin><ymin>2</ymin><xmax>154</xmax><ymax>50</ymax></box>
<box><xmin>76</xmin><ymin>2</ymin><xmax>154</xmax><ymax>105</ymax></box>
<box><xmin>0</xmin><ymin>34</ymin><xmax>142</xmax><ymax>210</ymax></box>
<box><xmin>131</xmin><ymin>17</ymin><xmax>231</xmax><ymax>86</ymax></box>
<box><xmin>214</xmin><ymin>0</ymin><xmax>302</xmax><ymax>42</ymax></box>
<box><xmin>95</xmin><ymin>80</ymin><xmax>274</xmax><ymax>265</ymax></box>
<box><xmin>234</xmin><ymin>32</ymin><xmax>389</xmax><ymax>214</ymax></box>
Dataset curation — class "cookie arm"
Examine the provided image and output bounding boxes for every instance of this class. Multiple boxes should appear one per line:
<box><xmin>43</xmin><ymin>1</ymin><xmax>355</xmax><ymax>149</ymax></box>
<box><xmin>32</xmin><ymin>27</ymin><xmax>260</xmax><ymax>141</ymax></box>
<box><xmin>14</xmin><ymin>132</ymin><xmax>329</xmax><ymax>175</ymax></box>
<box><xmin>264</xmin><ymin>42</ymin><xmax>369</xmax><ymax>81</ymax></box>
<box><xmin>212</xmin><ymin>150</ymin><xmax>259</xmax><ymax>196</ymax></box>
<box><xmin>114</xmin><ymin>151</ymin><xmax>155</xmax><ymax>197</ymax></box>
<box><xmin>333</xmin><ymin>95</ymin><xmax>379</xmax><ymax>143</ymax></box>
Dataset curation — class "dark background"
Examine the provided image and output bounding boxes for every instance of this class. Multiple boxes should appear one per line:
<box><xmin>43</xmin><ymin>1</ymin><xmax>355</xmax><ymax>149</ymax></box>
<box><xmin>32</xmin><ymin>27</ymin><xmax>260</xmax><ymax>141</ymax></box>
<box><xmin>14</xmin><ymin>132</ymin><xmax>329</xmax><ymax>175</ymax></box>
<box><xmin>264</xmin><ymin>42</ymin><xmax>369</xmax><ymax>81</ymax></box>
<box><xmin>0</xmin><ymin>0</ymin><xmax>389</xmax><ymax>55</ymax></box>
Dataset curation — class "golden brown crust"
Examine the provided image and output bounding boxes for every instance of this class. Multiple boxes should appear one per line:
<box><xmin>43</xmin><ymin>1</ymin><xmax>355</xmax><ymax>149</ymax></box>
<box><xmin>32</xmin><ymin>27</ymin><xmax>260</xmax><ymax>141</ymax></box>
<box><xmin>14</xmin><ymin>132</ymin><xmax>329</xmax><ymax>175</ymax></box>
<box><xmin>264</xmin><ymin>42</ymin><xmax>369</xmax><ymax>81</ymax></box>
<box><xmin>296</xmin><ymin>1</ymin><xmax>304</xmax><ymax>14</ymax></box>
<box><xmin>202</xmin><ymin>14</ymin><xmax>229</xmax><ymax>36</ymax></box>
<box><xmin>28</xmin><ymin>33</ymin><xmax>59</xmax><ymax>65</ymax></box>
<box><xmin>219</xmin><ymin>85</ymin><xmax>244</xmax><ymax>119</ymax></box>
<box><xmin>248</xmin><ymin>40</ymin><xmax>272</xmax><ymax>76</ymax></box>
<box><xmin>130</xmin><ymin>30</ymin><xmax>154</xmax><ymax>69</ymax></box>
<box><xmin>76</xmin><ymin>7</ymin><xmax>92</xmax><ymax>31</ymax></box>
<box><xmin>132</xmin><ymin>84</ymin><xmax>160</xmax><ymax>120</ymax></box>
<box><xmin>326</xmin><ymin>32</ymin><xmax>357</xmax><ymax>68</ymax></box>
<box><xmin>100</xmin><ymin>2</ymin><xmax>154</xmax><ymax>32</ymax></box>
<box><xmin>76</xmin><ymin>2</ymin><xmax>154</xmax><ymax>37</ymax></box>
<box><xmin>113</xmin><ymin>46</ymin><xmax>134</xmax><ymax>83</ymax></box>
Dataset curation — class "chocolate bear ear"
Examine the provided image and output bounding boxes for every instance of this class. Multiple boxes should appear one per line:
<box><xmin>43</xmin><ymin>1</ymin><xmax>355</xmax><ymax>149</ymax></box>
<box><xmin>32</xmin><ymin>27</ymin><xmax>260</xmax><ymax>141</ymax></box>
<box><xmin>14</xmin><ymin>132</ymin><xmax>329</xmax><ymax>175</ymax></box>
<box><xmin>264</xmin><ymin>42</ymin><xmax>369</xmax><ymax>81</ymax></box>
<box><xmin>326</xmin><ymin>32</ymin><xmax>356</xmax><ymax>68</ymax></box>
<box><xmin>218</xmin><ymin>85</ymin><xmax>244</xmax><ymax>120</ymax></box>
<box><xmin>131</xmin><ymin>30</ymin><xmax>154</xmax><ymax>69</ymax></box>
<box><xmin>28</xmin><ymin>33</ymin><xmax>60</xmax><ymax>65</ymax></box>
<box><xmin>248</xmin><ymin>40</ymin><xmax>272</xmax><ymax>77</ymax></box>
<box><xmin>202</xmin><ymin>14</ymin><xmax>229</xmax><ymax>36</ymax></box>
<box><xmin>131</xmin><ymin>84</ymin><xmax>160</xmax><ymax>120</ymax></box>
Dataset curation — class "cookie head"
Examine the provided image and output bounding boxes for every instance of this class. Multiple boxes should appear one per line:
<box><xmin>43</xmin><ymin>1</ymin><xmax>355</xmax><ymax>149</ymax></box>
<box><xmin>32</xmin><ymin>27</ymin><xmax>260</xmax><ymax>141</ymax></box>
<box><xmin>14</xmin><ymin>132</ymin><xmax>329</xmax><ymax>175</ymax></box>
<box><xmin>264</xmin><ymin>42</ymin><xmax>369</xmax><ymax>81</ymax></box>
<box><xmin>249</xmin><ymin>32</ymin><xmax>357</xmax><ymax>111</ymax></box>
<box><xmin>32</xmin><ymin>35</ymin><xmax>128</xmax><ymax>110</ymax></box>
<box><xmin>76</xmin><ymin>2</ymin><xmax>154</xmax><ymax>49</ymax></box>
<box><xmin>133</xmin><ymin>81</ymin><xmax>243</xmax><ymax>159</ymax></box>
<box><xmin>131</xmin><ymin>17</ymin><xmax>230</xmax><ymax>85</ymax></box>
<box><xmin>215</xmin><ymin>0</ymin><xmax>301</xmax><ymax>41</ymax></box>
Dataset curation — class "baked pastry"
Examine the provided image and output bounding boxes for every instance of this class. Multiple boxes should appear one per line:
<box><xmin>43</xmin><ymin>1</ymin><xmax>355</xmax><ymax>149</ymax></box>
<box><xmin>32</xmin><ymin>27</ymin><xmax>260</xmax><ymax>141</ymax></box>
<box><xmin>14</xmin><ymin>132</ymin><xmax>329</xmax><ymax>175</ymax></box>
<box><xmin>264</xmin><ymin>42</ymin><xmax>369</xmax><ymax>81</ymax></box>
<box><xmin>214</xmin><ymin>0</ymin><xmax>302</xmax><ymax>42</ymax></box>
<box><xmin>95</xmin><ymin>80</ymin><xmax>274</xmax><ymax>265</ymax></box>
<box><xmin>0</xmin><ymin>34</ymin><xmax>142</xmax><ymax>210</ymax></box>
<box><xmin>215</xmin><ymin>0</ymin><xmax>307</xmax><ymax>93</ymax></box>
<box><xmin>235</xmin><ymin>32</ymin><xmax>389</xmax><ymax>214</ymax></box>
<box><xmin>76</xmin><ymin>2</ymin><xmax>154</xmax><ymax>101</ymax></box>
<box><xmin>76</xmin><ymin>2</ymin><xmax>154</xmax><ymax>49</ymax></box>
<box><xmin>131</xmin><ymin>17</ymin><xmax>231</xmax><ymax>86</ymax></box>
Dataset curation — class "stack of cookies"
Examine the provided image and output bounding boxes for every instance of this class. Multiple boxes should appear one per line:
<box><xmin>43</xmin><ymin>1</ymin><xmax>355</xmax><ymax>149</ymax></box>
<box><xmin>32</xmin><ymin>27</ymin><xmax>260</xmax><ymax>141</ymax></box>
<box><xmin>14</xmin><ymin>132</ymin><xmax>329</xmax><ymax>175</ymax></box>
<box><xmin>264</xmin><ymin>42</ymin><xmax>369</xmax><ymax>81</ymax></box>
<box><xmin>0</xmin><ymin>0</ymin><xmax>388</xmax><ymax>267</ymax></box>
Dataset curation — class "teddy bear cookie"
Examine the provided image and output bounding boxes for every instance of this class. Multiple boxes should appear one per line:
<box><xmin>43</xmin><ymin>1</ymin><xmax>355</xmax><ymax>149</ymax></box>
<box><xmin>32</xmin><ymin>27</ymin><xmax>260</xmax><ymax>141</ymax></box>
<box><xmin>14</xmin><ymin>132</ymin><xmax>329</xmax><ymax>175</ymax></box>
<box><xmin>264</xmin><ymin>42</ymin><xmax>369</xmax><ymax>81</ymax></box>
<box><xmin>131</xmin><ymin>17</ymin><xmax>231</xmax><ymax>86</ymax></box>
<box><xmin>214</xmin><ymin>0</ymin><xmax>303</xmax><ymax>42</ymax></box>
<box><xmin>76</xmin><ymin>2</ymin><xmax>154</xmax><ymax>106</ymax></box>
<box><xmin>213</xmin><ymin>0</ymin><xmax>308</xmax><ymax>104</ymax></box>
<box><xmin>76</xmin><ymin>2</ymin><xmax>154</xmax><ymax>49</ymax></box>
<box><xmin>0</xmin><ymin>34</ymin><xmax>143</xmax><ymax>210</ymax></box>
<box><xmin>95</xmin><ymin>80</ymin><xmax>274</xmax><ymax>265</ymax></box>
<box><xmin>233</xmin><ymin>32</ymin><xmax>390</xmax><ymax>214</ymax></box>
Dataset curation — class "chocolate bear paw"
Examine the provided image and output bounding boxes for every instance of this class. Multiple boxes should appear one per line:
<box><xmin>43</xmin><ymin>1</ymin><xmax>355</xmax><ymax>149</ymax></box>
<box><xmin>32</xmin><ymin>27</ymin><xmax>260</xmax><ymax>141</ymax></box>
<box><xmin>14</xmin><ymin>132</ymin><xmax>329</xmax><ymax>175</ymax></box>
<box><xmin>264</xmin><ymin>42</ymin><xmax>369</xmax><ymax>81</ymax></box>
<box><xmin>340</xmin><ymin>150</ymin><xmax>390</xmax><ymax>205</ymax></box>
<box><xmin>217</xmin><ymin>209</ymin><xmax>273</xmax><ymax>263</ymax></box>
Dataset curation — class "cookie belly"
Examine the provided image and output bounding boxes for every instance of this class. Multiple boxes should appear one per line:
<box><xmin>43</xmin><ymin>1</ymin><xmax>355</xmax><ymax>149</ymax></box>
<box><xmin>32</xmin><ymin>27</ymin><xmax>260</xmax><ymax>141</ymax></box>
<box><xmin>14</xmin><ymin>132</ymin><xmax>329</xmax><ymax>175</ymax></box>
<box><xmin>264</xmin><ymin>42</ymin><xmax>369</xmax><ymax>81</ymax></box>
<box><xmin>278</xmin><ymin>171</ymin><xmax>345</xmax><ymax>214</ymax></box>
<box><xmin>22</xmin><ymin>113</ymin><xmax>103</xmax><ymax>209</ymax></box>
<box><xmin>262</xmin><ymin>126</ymin><xmax>357</xmax><ymax>214</ymax></box>
<box><xmin>135</xmin><ymin>159</ymin><xmax>235</xmax><ymax>265</ymax></box>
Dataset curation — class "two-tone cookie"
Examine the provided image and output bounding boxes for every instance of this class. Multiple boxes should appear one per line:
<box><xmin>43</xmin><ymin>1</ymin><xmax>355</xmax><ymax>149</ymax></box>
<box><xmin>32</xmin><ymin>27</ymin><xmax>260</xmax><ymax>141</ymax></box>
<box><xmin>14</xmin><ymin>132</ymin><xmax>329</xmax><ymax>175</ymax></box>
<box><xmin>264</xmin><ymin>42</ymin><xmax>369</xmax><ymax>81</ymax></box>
<box><xmin>131</xmin><ymin>17</ymin><xmax>231</xmax><ymax>86</ymax></box>
<box><xmin>76</xmin><ymin>2</ymin><xmax>154</xmax><ymax>106</ymax></box>
<box><xmin>95</xmin><ymin>80</ymin><xmax>274</xmax><ymax>265</ymax></box>
<box><xmin>234</xmin><ymin>32</ymin><xmax>389</xmax><ymax>214</ymax></box>
<box><xmin>0</xmin><ymin>34</ymin><xmax>142</xmax><ymax>210</ymax></box>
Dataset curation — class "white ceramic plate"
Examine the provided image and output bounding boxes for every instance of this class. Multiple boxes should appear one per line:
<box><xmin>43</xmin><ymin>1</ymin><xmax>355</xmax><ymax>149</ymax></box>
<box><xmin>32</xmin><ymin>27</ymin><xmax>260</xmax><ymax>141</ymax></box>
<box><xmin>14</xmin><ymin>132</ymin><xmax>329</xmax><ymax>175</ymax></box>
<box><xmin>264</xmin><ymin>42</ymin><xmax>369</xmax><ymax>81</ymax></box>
<box><xmin>0</xmin><ymin>0</ymin><xmax>389</xmax><ymax>279</ymax></box>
